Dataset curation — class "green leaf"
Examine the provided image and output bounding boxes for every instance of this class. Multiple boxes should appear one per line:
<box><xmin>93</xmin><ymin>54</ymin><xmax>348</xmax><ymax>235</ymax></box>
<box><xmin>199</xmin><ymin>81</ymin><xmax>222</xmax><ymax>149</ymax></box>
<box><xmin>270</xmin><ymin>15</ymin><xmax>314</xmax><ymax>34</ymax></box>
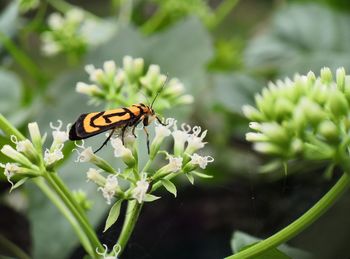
<box><xmin>143</xmin><ymin>194</ymin><xmax>161</xmax><ymax>202</ymax></box>
<box><xmin>0</xmin><ymin>1</ymin><xmax>20</xmax><ymax>38</ymax></box>
<box><xmin>213</xmin><ymin>73</ymin><xmax>263</xmax><ymax>115</ymax></box>
<box><xmin>185</xmin><ymin>173</ymin><xmax>194</xmax><ymax>185</ymax></box>
<box><xmin>161</xmin><ymin>179</ymin><xmax>177</xmax><ymax>197</ymax></box>
<box><xmin>245</xmin><ymin>4</ymin><xmax>350</xmax><ymax>77</ymax></box>
<box><xmin>104</xmin><ymin>200</ymin><xmax>123</xmax><ymax>232</ymax></box>
<box><xmin>191</xmin><ymin>171</ymin><xmax>213</xmax><ymax>179</ymax></box>
<box><xmin>10</xmin><ymin>177</ymin><xmax>29</xmax><ymax>192</ymax></box>
<box><xmin>231</xmin><ymin>231</ymin><xmax>313</xmax><ymax>259</ymax></box>
<box><xmin>0</xmin><ymin>69</ymin><xmax>21</xmax><ymax>115</ymax></box>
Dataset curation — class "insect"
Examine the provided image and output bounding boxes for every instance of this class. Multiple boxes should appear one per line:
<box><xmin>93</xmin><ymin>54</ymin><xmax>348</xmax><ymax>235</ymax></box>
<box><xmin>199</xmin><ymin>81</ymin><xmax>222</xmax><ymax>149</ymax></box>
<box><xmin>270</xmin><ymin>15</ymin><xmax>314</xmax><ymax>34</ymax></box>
<box><xmin>69</xmin><ymin>86</ymin><xmax>166</xmax><ymax>154</ymax></box>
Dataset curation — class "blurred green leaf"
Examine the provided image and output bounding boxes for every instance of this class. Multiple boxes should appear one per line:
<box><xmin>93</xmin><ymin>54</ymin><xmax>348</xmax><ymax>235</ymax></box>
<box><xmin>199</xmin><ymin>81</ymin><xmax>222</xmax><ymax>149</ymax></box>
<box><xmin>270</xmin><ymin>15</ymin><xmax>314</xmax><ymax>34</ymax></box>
<box><xmin>245</xmin><ymin>4</ymin><xmax>350</xmax><ymax>77</ymax></box>
<box><xmin>213</xmin><ymin>72</ymin><xmax>263</xmax><ymax>115</ymax></box>
<box><xmin>231</xmin><ymin>231</ymin><xmax>313</xmax><ymax>259</ymax></box>
<box><xmin>0</xmin><ymin>1</ymin><xmax>20</xmax><ymax>38</ymax></box>
<box><xmin>0</xmin><ymin>69</ymin><xmax>21</xmax><ymax>114</ymax></box>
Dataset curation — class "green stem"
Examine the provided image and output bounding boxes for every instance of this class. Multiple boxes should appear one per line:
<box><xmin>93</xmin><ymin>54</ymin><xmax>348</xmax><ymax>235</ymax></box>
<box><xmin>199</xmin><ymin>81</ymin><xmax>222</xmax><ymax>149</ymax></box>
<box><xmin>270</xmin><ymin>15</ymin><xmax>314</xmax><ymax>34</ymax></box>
<box><xmin>0</xmin><ymin>113</ymin><xmax>25</xmax><ymax>140</ymax></box>
<box><xmin>117</xmin><ymin>0</ymin><xmax>133</xmax><ymax>26</ymax></box>
<box><xmin>50</xmin><ymin>172</ymin><xmax>90</xmax><ymax>223</ymax></box>
<box><xmin>45</xmin><ymin>0</ymin><xmax>73</xmax><ymax>12</ymax></box>
<box><xmin>151</xmin><ymin>172</ymin><xmax>177</xmax><ymax>192</ymax></box>
<box><xmin>0</xmin><ymin>32</ymin><xmax>45</xmax><ymax>83</ymax></box>
<box><xmin>141</xmin><ymin>7</ymin><xmax>167</xmax><ymax>35</ymax></box>
<box><xmin>33</xmin><ymin>178</ymin><xmax>95</xmax><ymax>257</ymax></box>
<box><xmin>117</xmin><ymin>200</ymin><xmax>143</xmax><ymax>254</ymax></box>
<box><xmin>225</xmin><ymin>173</ymin><xmax>350</xmax><ymax>259</ymax></box>
<box><xmin>0</xmin><ymin>234</ymin><xmax>31</xmax><ymax>259</ymax></box>
<box><xmin>206</xmin><ymin>0</ymin><xmax>240</xmax><ymax>29</ymax></box>
<box><xmin>44</xmin><ymin>173</ymin><xmax>103</xmax><ymax>252</ymax></box>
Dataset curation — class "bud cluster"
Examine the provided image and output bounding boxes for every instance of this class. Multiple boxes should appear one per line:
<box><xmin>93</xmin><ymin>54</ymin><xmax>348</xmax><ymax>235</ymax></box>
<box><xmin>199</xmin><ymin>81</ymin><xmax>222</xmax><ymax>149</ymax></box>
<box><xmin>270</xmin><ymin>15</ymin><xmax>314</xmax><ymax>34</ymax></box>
<box><xmin>244</xmin><ymin>67</ymin><xmax>350</xmax><ymax>168</ymax></box>
<box><xmin>76</xmin><ymin>57</ymin><xmax>193</xmax><ymax>112</ymax></box>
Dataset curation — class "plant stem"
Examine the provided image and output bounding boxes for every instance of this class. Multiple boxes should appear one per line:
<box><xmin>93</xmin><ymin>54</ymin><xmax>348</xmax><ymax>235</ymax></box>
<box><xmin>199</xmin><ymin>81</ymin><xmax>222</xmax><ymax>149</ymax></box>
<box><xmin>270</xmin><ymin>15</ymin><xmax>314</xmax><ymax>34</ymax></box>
<box><xmin>33</xmin><ymin>178</ymin><xmax>95</xmax><ymax>257</ymax></box>
<box><xmin>117</xmin><ymin>200</ymin><xmax>143</xmax><ymax>254</ymax></box>
<box><xmin>206</xmin><ymin>0</ymin><xmax>240</xmax><ymax>29</ymax></box>
<box><xmin>225</xmin><ymin>173</ymin><xmax>350</xmax><ymax>259</ymax></box>
<box><xmin>0</xmin><ymin>114</ymin><xmax>25</xmax><ymax>140</ymax></box>
<box><xmin>0</xmin><ymin>32</ymin><xmax>45</xmax><ymax>84</ymax></box>
<box><xmin>0</xmin><ymin>234</ymin><xmax>31</xmax><ymax>259</ymax></box>
<box><xmin>141</xmin><ymin>7</ymin><xmax>167</xmax><ymax>35</ymax></box>
<box><xmin>44</xmin><ymin>173</ymin><xmax>103</xmax><ymax>252</ymax></box>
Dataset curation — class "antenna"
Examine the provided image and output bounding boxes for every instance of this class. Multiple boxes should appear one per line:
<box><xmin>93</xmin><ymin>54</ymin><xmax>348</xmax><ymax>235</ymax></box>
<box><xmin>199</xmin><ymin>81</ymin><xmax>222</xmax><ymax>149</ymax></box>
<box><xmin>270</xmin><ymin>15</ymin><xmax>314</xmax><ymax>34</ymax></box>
<box><xmin>151</xmin><ymin>74</ymin><xmax>168</xmax><ymax>108</ymax></box>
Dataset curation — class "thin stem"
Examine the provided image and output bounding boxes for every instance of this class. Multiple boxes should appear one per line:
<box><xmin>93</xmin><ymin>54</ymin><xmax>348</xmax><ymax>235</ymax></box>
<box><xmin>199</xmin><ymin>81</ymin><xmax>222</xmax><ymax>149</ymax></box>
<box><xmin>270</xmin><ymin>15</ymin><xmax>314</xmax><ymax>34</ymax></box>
<box><xmin>117</xmin><ymin>0</ymin><xmax>133</xmax><ymax>26</ymax></box>
<box><xmin>44</xmin><ymin>173</ymin><xmax>103</xmax><ymax>252</ymax></box>
<box><xmin>45</xmin><ymin>0</ymin><xmax>73</xmax><ymax>12</ymax></box>
<box><xmin>206</xmin><ymin>0</ymin><xmax>240</xmax><ymax>29</ymax></box>
<box><xmin>151</xmin><ymin>172</ymin><xmax>177</xmax><ymax>192</ymax></box>
<box><xmin>0</xmin><ymin>32</ymin><xmax>45</xmax><ymax>83</ymax></box>
<box><xmin>0</xmin><ymin>234</ymin><xmax>31</xmax><ymax>259</ymax></box>
<box><xmin>33</xmin><ymin>178</ymin><xmax>95</xmax><ymax>257</ymax></box>
<box><xmin>50</xmin><ymin>172</ymin><xmax>90</xmax><ymax>223</ymax></box>
<box><xmin>225</xmin><ymin>173</ymin><xmax>350</xmax><ymax>259</ymax></box>
<box><xmin>117</xmin><ymin>200</ymin><xmax>143</xmax><ymax>254</ymax></box>
<box><xmin>141</xmin><ymin>7</ymin><xmax>167</xmax><ymax>35</ymax></box>
<box><xmin>0</xmin><ymin>113</ymin><xmax>25</xmax><ymax>140</ymax></box>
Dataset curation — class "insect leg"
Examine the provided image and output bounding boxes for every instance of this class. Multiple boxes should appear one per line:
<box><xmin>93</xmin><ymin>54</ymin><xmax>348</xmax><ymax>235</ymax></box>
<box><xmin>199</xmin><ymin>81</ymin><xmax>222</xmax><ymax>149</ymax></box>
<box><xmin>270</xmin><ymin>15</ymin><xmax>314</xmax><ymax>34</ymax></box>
<box><xmin>132</xmin><ymin>119</ymin><xmax>143</xmax><ymax>138</ymax></box>
<box><xmin>143</xmin><ymin>126</ymin><xmax>150</xmax><ymax>154</ymax></box>
<box><xmin>156</xmin><ymin>116</ymin><xmax>167</xmax><ymax>126</ymax></box>
<box><xmin>94</xmin><ymin>127</ymin><xmax>116</xmax><ymax>153</ymax></box>
<box><xmin>121</xmin><ymin>124</ymin><xmax>128</xmax><ymax>145</ymax></box>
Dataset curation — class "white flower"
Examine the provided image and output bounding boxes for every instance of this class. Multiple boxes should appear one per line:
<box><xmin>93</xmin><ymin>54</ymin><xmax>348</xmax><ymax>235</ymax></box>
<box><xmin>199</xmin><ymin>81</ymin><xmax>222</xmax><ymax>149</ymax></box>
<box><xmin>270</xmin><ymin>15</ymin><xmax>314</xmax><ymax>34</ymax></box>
<box><xmin>41</xmin><ymin>39</ymin><xmax>62</xmax><ymax>56</ymax></box>
<box><xmin>98</xmin><ymin>175</ymin><xmax>119</xmax><ymax>204</ymax></box>
<box><xmin>96</xmin><ymin>244</ymin><xmax>121</xmax><ymax>259</ymax></box>
<box><xmin>84</xmin><ymin>64</ymin><xmax>104</xmax><ymax>82</ymax></box>
<box><xmin>1</xmin><ymin>145</ymin><xmax>32</xmax><ymax>167</ymax></box>
<box><xmin>74</xmin><ymin>142</ymin><xmax>95</xmax><ymax>162</ymax></box>
<box><xmin>50</xmin><ymin>120</ymin><xmax>69</xmax><ymax>148</ymax></box>
<box><xmin>190</xmin><ymin>153</ymin><xmax>214</xmax><ymax>169</ymax></box>
<box><xmin>164</xmin><ymin>78</ymin><xmax>185</xmax><ymax>95</ymax></box>
<box><xmin>103</xmin><ymin>60</ymin><xmax>117</xmax><ymax>75</ymax></box>
<box><xmin>10</xmin><ymin>136</ymin><xmax>35</xmax><ymax>154</ymax></box>
<box><xmin>177</xmin><ymin>94</ymin><xmax>194</xmax><ymax>104</ymax></box>
<box><xmin>66</xmin><ymin>8</ymin><xmax>85</xmax><ymax>23</ymax></box>
<box><xmin>185</xmin><ymin>126</ymin><xmax>207</xmax><ymax>154</ymax></box>
<box><xmin>44</xmin><ymin>145</ymin><xmax>64</xmax><ymax>166</ymax></box>
<box><xmin>154</xmin><ymin>118</ymin><xmax>174</xmax><ymax>140</ymax></box>
<box><xmin>76</xmin><ymin>82</ymin><xmax>102</xmax><ymax>96</ymax></box>
<box><xmin>48</xmin><ymin>13</ymin><xmax>64</xmax><ymax>30</ymax></box>
<box><xmin>0</xmin><ymin>162</ymin><xmax>20</xmax><ymax>185</ymax></box>
<box><xmin>166</xmin><ymin>154</ymin><xmax>183</xmax><ymax>173</ymax></box>
<box><xmin>172</xmin><ymin>121</ymin><xmax>191</xmax><ymax>155</ymax></box>
<box><xmin>132</xmin><ymin>174</ymin><xmax>149</xmax><ymax>203</ymax></box>
<box><xmin>86</xmin><ymin>168</ymin><xmax>101</xmax><ymax>182</ymax></box>
<box><xmin>111</xmin><ymin>138</ymin><xmax>135</xmax><ymax>166</ymax></box>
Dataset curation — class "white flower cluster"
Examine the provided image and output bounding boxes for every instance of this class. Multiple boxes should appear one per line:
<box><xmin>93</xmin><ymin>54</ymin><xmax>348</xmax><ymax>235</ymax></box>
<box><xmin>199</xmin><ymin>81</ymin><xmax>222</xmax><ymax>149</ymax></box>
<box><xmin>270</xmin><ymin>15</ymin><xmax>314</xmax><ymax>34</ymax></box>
<box><xmin>77</xmin><ymin>117</ymin><xmax>213</xmax><ymax>205</ymax></box>
<box><xmin>76</xmin><ymin>57</ymin><xmax>193</xmax><ymax>110</ymax></box>
<box><xmin>0</xmin><ymin>121</ymin><xmax>70</xmax><ymax>187</ymax></box>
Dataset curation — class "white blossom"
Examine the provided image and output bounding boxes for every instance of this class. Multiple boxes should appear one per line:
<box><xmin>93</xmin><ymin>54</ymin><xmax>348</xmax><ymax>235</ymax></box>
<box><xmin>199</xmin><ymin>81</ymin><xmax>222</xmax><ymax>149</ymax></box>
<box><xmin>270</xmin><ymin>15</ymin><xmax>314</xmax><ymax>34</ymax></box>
<box><xmin>172</xmin><ymin>121</ymin><xmax>191</xmax><ymax>155</ymax></box>
<box><xmin>103</xmin><ymin>60</ymin><xmax>117</xmax><ymax>75</ymax></box>
<box><xmin>0</xmin><ymin>162</ymin><xmax>20</xmax><ymax>185</ymax></box>
<box><xmin>47</xmin><ymin>13</ymin><xmax>64</xmax><ymax>30</ymax></box>
<box><xmin>50</xmin><ymin>120</ymin><xmax>69</xmax><ymax>148</ymax></box>
<box><xmin>10</xmin><ymin>136</ymin><xmax>35</xmax><ymax>153</ymax></box>
<box><xmin>98</xmin><ymin>175</ymin><xmax>119</xmax><ymax>204</ymax></box>
<box><xmin>132</xmin><ymin>174</ymin><xmax>149</xmax><ymax>203</ymax></box>
<box><xmin>44</xmin><ymin>145</ymin><xmax>64</xmax><ymax>166</ymax></box>
<box><xmin>186</xmin><ymin>126</ymin><xmax>207</xmax><ymax>154</ymax></box>
<box><xmin>76</xmin><ymin>82</ymin><xmax>102</xmax><ymax>96</ymax></box>
<box><xmin>74</xmin><ymin>142</ymin><xmax>95</xmax><ymax>162</ymax></box>
<box><xmin>190</xmin><ymin>153</ymin><xmax>214</xmax><ymax>169</ymax></box>
<box><xmin>111</xmin><ymin>138</ymin><xmax>135</xmax><ymax>166</ymax></box>
<box><xmin>166</xmin><ymin>154</ymin><xmax>183</xmax><ymax>173</ymax></box>
<box><xmin>96</xmin><ymin>244</ymin><xmax>121</xmax><ymax>259</ymax></box>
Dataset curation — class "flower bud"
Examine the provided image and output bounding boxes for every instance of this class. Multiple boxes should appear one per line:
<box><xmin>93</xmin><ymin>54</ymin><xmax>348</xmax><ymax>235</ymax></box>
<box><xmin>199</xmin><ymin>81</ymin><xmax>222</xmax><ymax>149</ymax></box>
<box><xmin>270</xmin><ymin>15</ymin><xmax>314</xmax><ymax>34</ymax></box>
<box><xmin>260</xmin><ymin>123</ymin><xmax>289</xmax><ymax>144</ymax></box>
<box><xmin>242</xmin><ymin>105</ymin><xmax>264</xmax><ymax>121</ymax></box>
<box><xmin>336</xmin><ymin>67</ymin><xmax>346</xmax><ymax>92</ymax></box>
<box><xmin>327</xmin><ymin>90</ymin><xmax>349</xmax><ymax>117</ymax></box>
<box><xmin>320</xmin><ymin>67</ymin><xmax>333</xmax><ymax>85</ymax></box>
<box><xmin>318</xmin><ymin>120</ymin><xmax>339</xmax><ymax>142</ymax></box>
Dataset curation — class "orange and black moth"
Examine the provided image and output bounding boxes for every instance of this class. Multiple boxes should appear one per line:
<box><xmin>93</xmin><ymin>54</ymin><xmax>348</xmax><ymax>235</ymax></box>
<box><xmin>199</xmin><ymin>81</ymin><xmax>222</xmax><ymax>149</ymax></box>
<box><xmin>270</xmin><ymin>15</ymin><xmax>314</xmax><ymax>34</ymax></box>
<box><xmin>69</xmin><ymin>103</ymin><xmax>165</xmax><ymax>153</ymax></box>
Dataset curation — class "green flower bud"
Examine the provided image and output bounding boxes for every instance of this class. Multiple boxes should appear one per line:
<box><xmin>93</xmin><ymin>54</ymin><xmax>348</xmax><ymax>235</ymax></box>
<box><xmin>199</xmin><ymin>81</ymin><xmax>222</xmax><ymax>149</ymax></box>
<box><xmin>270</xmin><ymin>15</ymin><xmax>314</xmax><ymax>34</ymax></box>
<box><xmin>336</xmin><ymin>67</ymin><xmax>346</xmax><ymax>92</ymax></box>
<box><xmin>327</xmin><ymin>90</ymin><xmax>349</xmax><ymax>117</ymax></box>
<box><xmin>300</xmin><ymin>98</ymin><xmax>326</xmax><ymax>125</ymax></box>
<box><xmin>318</xmin><ymin>120</ymin><xmax>339</xmax><ymax>142</ymax></box>
<box><xmin>242</xmin><ymin>105</ymin><xmax>264</xmax><ymax>121</ymax></box>
<box><xmin>275</xmin><ymin>98</ymin><xmax>294</xmax><ymax>121</ymax></box>
<box><xmin>253</xmin><ymin>142</ymin><xmax>285</xmax><ymax>155</ymax></box>
<box><xmin>320</xmin><ymin>67</ymin><xmax>333</xmax><ymax>85</ymax></box>
<box><xmin>260</xmin><ymin>122</ymin><xmax>289</xmax><ymax>144</ymax></box>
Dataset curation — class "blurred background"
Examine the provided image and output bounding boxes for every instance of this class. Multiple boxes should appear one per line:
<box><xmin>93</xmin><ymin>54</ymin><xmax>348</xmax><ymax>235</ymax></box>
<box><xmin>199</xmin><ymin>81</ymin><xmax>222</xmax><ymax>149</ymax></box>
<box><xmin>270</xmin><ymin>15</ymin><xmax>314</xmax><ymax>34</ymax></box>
<box><xmin>1</xmin><ymin>0</ymin><xmax>350</xmax><ymax>258</ymax></box>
